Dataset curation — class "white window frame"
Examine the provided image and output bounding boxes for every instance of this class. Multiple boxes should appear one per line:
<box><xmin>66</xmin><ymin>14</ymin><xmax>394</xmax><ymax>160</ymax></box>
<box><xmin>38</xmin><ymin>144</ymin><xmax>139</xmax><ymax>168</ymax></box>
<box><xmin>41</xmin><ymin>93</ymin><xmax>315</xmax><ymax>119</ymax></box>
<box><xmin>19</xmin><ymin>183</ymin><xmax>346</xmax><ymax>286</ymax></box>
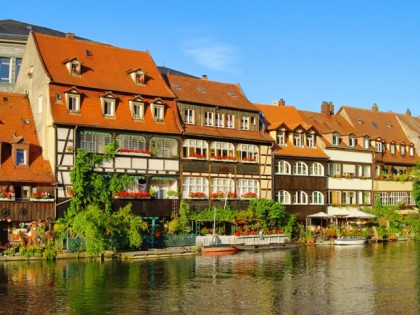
<box><xmin>293</xmin><ymin>161</ymin><xmax>308</xmax><ymax>175</ymax></box>
<box><xmin>400</xmin><ymin>145</ymin><xmax>406</xmax><ymax>155</ymax></box>
<box><xmin>310</xmin><ymin>162</ymin><xmax>324</xmax><ymax>176</ymax></box>
<box><xmin>183</xmin><ymin>139</ymin><xmax>208</xmax><ymax>159</ymax></box>
<box><xmin>390</xmin><ymin>192</ymin><xmax>408</xmax><ymax>205</ymax></box>
<box><xmin>0</xmin><ymin>57</ymin><xmax>11</xmax><ymax>83</ymax></box>
<box><xmin>150</xmin><ymin>137</ymin><xmax>178</xmax><ymax>158</ymax></box>
<box><xmin>332</xmin><ymin>132</ymin><xmax>340</xmax><ymax>146</ymax></box>
<box><xmin>376</xmin><ymin>192</ymin><xmax>389</xmax><ymax>205</ymax></box>
<box><xmin>185</xmin><ymin>109</ymin><xmax>195</xmax><ymax>124</ymax></box>
<box><xmin>293</xmin><ymin>132</ymin><xmax>303</xmax><ymax>147</ymax></box>
<box><xmin>210</xmin><ymin>141</ymin><xmax>235</xmax><ymax>159</ymax></box>
<box><xmin>278</xmin><ymin>131</ymin><xmax>286</xmax><ymax>146</ymax></box>
<box><xmin>329</xmin><ymin>163</ymin><xmax>341</xmax><ymax>176</ymax></box>
<box><xmin>79</xmin><ymin>131</ymin><xmax>112</xmax><ymax>154</ymax></box>
<box><xmin>251</xmin><ymin>117</ymin><xmax>257</xmax><ymax>125</ymax></box>
<box><xmin>237</xmin><ymin>179</ymin><xmax>259</xmax><ymax>199</ymax></box>
<box><xmin>342</xmin><ymin>191</ymin><xmax>356</xmax><ymax>204</ymax></box>
<box><xmin>241</xmin><ymin>116</ymin><xmax>250</xmax><ymax>130</ymax></box>
<box><xmin>375</xmin><ymin>141</ymin><xmax>383</xmax><ymax>153</ymax></box>
<box><xmin>390</xmin><ymin>144</ymin><xmax>395</xmax><ymax>155</ymax></box>
<box><xmin>116</xmin><ymin>134</ymin><xmax>147</xmax><ymax>152</ymax></box>
<box><xmin>153</xmin><ymin>105</ymin><xmax>164</xmax><ymax>122</ymax></box>
<box><xmin>409</xmin><ymin>146</ymin><xmax>415</xmax><ymax>157</ymax></box>
<box><xmin>349</xmin><ymin>134</ymin><xmax>356</xmax><ymax>147</ymax></box>
<box><xmin>306</xmin><ymin>134</ymin><xmax>315</xmax><ymax>148</ymax></box>
<box><xmin>364</xmin><ymin>136</ymin><xmax>370</xmax><ymax>149</ymax></box>
<box><xmin>278</xmin><ymin>190</ymin><xmax>291</xmax><ymax>205</ymax></box>
<box><xmin>204</xmin><ymin>111</ymin><xmax>214</xmax><ymax>126</ymax></box>
<box><xmin>294</xmin><ymin>191</ymin><xmax>308</xmax><ymax>204</ymax></box>
<box><xmin>226</xmin><ymin>114</ymin><xmax>235</xmax><ymax>129</ymax></box>
<box><xmin>277</xmin><ymin>160</ymin><xmax>291</xmax><ymax>175</ymax></box>
<box><xmin>65</xmin><ymin>90</ymin><xmax>81</xmax><ymax>113</ymax></box>
<box><xmin>16</xmin><ymin>148</ymin><xmax>27</xmax><ymax>165</ymax></box>
<box><xmin>238</xmin><ymin>144</ymin><xmax>258</xmax><ymax>163</ymax></box>
<box><xmin>182</xmin><ymin>177</ymin><xmax>208</xmax><ymax>199</ymax></box>
<box><xmin>215</xmin><ymin>113</ymin><xmax>224</xmax><ymax>128</ymax></box>
<box><xmin>310</xmin><ymin>191</ymin><xmax>324</xmax><ymax>204</ymax></box>
<box><xmin>211</xmin><ymin>178</ymin><xmax>234</xmax><ymax>195</ymax></box>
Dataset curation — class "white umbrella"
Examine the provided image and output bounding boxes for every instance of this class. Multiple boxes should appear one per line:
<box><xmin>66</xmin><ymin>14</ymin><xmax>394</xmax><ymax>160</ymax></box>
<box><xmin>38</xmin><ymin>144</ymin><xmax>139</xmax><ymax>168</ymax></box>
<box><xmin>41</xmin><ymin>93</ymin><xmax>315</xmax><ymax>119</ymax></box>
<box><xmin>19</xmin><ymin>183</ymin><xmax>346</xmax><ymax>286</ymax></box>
<box><xmin>345</xmin><ymin>209</ymin><xmax>375</xmax><ymax>219</ymax></box>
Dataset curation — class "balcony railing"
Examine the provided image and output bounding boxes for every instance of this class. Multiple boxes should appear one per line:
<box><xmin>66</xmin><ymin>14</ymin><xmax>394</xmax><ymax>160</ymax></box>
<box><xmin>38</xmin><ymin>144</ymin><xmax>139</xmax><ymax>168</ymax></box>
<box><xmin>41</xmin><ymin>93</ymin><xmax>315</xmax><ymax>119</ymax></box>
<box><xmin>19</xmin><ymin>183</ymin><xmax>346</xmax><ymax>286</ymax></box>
<box><xmin>0</xmin><ymin>200</ymin><xmax>55</xmax><ymax>222</ymax></box>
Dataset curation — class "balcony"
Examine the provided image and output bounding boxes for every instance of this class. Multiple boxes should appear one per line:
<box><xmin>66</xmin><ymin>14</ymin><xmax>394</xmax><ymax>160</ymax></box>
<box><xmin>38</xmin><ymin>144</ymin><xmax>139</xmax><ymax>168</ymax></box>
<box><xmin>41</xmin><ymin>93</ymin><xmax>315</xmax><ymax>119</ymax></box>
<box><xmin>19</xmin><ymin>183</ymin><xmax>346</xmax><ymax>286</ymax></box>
<box><xmin>0</xmin><ymin>199</ymin><xmax>55</xmax><ymax>222</ymax></box>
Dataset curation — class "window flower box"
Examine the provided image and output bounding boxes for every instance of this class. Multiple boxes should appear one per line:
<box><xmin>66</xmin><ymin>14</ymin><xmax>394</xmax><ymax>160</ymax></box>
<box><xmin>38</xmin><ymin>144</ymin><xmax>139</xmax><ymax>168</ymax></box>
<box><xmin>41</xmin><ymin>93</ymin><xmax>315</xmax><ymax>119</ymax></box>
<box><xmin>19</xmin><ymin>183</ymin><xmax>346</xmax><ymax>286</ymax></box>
<box><xmin>210</xmin><ymin>191</ymin><xmax>237</xmax><ymax>199</ymax></box>
<box><xmin>0</xmin><ymin>190</ymin><xmax>15</xmax><ymax>200</ymax></box>
<box><xmin>242</xmin><ymin>157</ymin><xmax>257</xmax><ymax>163</ymax></box>
<box><xmin>30</xmin><ymin>192</ymin><xmax>54</xmax><ymax>201</ymax></box>
<box><xmin>113</xmin><ymin>191</ymin><xmax>151</xmax><ymax>199</ymax></box>
<box><xmin>241</xmin><ymin>192</ymin><xmax>257</xmax><ymax>199</ymax></box>
<box><xmin>116</xmin><ymin>148</ymin><xmax>151</xmax><ymax>156</ymax></box>
<box><xmin>210</xmin><ymin>155</ymin><xmax>237</xmax><ymax>162</ymax></box>
<box><xmin>188</xmin><ymin>153</ymin><xmax>206</xmax><ymax>159</ymax></box>
<box><xmin>188</xmin><ymin>192</ymin><xmax>207</xmax><ymax>199</ymax></box>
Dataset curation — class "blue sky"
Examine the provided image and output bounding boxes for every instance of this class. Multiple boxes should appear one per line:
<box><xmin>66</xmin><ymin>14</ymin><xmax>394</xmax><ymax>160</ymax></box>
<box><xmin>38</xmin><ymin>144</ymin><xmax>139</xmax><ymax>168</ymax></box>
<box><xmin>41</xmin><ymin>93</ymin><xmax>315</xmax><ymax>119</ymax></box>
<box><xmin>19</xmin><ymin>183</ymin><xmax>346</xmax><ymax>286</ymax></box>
<box><xmin>3</xmin><ymin>1</ymin><xmax>420</xmax><ymax>115</ymax></box>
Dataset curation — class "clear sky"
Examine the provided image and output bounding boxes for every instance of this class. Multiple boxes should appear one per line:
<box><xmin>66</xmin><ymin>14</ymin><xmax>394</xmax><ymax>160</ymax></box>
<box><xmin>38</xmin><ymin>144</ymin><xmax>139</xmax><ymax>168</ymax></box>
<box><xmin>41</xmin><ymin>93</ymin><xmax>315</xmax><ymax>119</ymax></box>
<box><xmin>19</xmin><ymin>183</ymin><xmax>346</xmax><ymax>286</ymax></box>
<box><xmin>2</xmin><ymin>1</ymin><xmax>420</xmax><ymax>115</ymax></box>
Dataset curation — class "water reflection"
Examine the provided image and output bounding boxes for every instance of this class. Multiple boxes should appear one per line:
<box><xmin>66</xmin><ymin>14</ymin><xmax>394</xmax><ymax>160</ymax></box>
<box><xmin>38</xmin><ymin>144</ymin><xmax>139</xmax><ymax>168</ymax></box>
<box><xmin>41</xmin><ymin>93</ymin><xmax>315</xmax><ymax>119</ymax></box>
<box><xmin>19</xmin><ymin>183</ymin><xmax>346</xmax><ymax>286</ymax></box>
<box><xmin>0</xmin><ymin>242</ymin><xmax>419</xmax><ymax>314</ymax></box>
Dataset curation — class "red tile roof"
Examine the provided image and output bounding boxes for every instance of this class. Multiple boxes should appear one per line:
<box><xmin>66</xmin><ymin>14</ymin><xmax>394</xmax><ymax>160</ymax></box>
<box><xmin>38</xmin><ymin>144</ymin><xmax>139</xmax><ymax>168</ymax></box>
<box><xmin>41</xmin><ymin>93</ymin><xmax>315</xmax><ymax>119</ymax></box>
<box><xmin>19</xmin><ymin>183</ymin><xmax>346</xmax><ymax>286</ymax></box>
<box><xmin>32</xmin><ymin>32</ymin><xmax>175</xmax><ymax>98</ymax></box>
<box><xmin>164</xmin><ymin>74</ymin><xmax>259</xmax><ymax>112</ymax></box>
<box><xmin>0</xmin><ymin>93</ymin><xmax>56</xmax><ymax>184</ymax></box>
<box><xmin>49</xmin><ymin>85</ymin><xmax>182</xmax><ymax>134</ymax></box>
<box><xmin>299</xmin><ymin>110</ymin><xmax>356</xmax><ymax>136</ymax></box>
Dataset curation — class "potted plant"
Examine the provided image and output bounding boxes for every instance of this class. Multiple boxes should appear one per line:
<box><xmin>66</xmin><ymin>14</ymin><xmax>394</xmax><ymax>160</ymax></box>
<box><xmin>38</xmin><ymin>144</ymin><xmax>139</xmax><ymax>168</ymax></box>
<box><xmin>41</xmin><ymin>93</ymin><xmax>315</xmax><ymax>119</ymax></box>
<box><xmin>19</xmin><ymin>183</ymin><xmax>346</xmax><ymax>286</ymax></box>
<box><xmin>166</xmin><ymin>190</ymin><xmax>179</xmax><ymax>199</ymax></box>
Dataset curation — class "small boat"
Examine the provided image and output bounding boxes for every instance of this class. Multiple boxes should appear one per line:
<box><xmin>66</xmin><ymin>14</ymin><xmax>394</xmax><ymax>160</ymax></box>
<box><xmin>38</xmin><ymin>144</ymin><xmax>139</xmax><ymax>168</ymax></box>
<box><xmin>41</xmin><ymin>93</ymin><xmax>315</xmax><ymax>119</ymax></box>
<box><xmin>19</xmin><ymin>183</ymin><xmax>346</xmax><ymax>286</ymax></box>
<box><xmin>201</xmin><ymin>244</ymin><xmax>238</xmax><ymax>255</ymax></box>
<box><xmin>334</xmin><ymin>238</ymin><xmax>367</xmax><ymax>245</ymax></box>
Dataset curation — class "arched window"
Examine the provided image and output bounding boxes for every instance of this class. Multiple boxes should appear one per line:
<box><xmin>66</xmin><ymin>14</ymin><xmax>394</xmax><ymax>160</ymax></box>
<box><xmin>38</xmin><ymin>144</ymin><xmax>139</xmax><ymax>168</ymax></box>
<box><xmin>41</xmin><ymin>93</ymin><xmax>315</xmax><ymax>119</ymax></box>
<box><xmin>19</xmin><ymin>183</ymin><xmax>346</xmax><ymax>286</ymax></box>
<box><xmin>150</xmin><ymin>137</ymin><xmax>178</xmax><ymax>158</ymax></box>
<box><xmin>210</xmin><ymin>141</ymin><xmax>235</xmax><ymax>160</ymax></box>
<box><xmin>182</xmin><ymin>177</ymin><xmax>208</xmax><ymax>199</ymax></box>
<box><xmin>310</xmin><ymin>162</ymin><xmax>324</xmax><ymax>176</ymax></box>
<box><xmin>237</xmin><ymin>179</ymin><xmax>259</xmax><ymax>199</ymax></box>
<box><xmin>183</xmin><ymin>139</ymin><xmax>208</xmax><ymax>159</ymax></box>
<box><xmin>293</xmin><ymin>161</ymin><xmax>308</xmax><ymax>175</ymax></box>
<box><xmin>237</xmin><ymin>144</ymin><xmax>258</xmax><ymax>162</ymax></box>
<box><xmin>277</xmin><ymin>161</ymin><xmax>291</xmax><ymax>174</ymax></box>
<box><xmin>278</xmin><ymin>190</ymin><xmax>291</xmax><ymax>205</ymax></box>
<box><xmin>311</xmin><ymin>191</ymin><xmax>324</xmax><ymax>204</ymax></box>
<box><xmin>294</xmin><ymin>191</ymin><xmax>308</xmax><ymax>204</ymax></box>
<box><xmin>79</xmin><ymin>131</ymin><xmax>112</xmax><ymax>154</ymax></box>
<box><xmin>116</xmin><ymin>134</ymin><xmax>147</xmax><ymax>153</ymax></box>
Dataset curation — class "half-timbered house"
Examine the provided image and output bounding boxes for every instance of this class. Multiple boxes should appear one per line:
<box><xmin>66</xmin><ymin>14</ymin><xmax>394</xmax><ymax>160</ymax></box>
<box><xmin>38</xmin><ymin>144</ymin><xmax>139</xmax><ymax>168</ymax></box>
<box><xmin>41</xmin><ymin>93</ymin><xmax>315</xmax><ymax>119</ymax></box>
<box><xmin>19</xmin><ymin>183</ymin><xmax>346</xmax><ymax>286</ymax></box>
<box><xmin>0</xmin><ymin>92</ymin><xmax>56</xmax><ymax>245</ymax></box>
<box><xmin>256</xmin><ymin>101</ymin><xmax>329</xmax><ymax>220</ymax></box>
<box><xmin>163</xmin><ymin>74</ymin><xmax>273</xmax><ymax>211</ymax></box>
<box><xmin>13</xmin><ymin>32</ymin><xmax>183</xmax><ymax>219</ymax></box>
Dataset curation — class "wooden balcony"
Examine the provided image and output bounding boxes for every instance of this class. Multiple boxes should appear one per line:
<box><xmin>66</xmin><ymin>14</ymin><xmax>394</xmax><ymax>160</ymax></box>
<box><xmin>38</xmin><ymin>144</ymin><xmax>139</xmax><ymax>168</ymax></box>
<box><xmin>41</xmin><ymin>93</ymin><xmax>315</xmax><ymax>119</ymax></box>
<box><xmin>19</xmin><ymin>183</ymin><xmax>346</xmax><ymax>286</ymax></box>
<box><xmin>112</xmin><ymin>198</ymin><xmax>177</xmax><ymax>217</ymax></box>
<box><xmin>0</xmin><ymin>199</ymin><xmax>55</xmax><ymax>222</ymax></box>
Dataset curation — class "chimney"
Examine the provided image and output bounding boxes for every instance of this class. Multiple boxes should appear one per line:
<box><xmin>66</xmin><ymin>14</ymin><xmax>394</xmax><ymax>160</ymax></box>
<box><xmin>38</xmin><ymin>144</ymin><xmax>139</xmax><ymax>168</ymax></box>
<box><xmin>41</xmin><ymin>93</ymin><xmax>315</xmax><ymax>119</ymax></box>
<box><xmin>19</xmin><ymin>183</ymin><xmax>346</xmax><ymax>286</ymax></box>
<box><xmin>278</xmin><ymin>98</ymin><xmax>286</xmax><ymax>106</ymax></box>
<box><xmin>372</xmin><ymin>103</ymin><xmax>378</xmax><ymax>111</ymax></box>
<box><xmin>321</xmin><ymin>101</ymin><xmax>334</xmax><ymax>116</ymax></box>
<box><xmin>66</xmin><ymin>33</ymin><xmax>75</xmax><ymax>39</ymax></box>
<box><xmin>201</xmin><ymin>74</ymin><xmax>208</xmax><ymax>80</ymax></box>
<box><xmin>406</xmin><ymin>108</ymin><xmax>411</xmax><ymax>116</ymax></box>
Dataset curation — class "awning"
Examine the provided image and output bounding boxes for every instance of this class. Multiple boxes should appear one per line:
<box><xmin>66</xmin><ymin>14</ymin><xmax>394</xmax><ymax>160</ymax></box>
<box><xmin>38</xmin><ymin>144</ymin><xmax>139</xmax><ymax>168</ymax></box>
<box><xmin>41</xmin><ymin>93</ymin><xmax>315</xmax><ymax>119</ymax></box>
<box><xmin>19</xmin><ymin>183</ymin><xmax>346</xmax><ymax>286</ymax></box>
<box><xmin>151</xmin><ymin>176</ymin><xmax>177</xmax><ymax>180</ymax></box>
<box><xmin>345</xmin><ymin>209</ymin><xmax>375</xmax><ymax>219</ymax></box>
<box><xmin>307</xmin><ymin>212</ymin><xmax>336</xmax><ymax>218</ymax></box>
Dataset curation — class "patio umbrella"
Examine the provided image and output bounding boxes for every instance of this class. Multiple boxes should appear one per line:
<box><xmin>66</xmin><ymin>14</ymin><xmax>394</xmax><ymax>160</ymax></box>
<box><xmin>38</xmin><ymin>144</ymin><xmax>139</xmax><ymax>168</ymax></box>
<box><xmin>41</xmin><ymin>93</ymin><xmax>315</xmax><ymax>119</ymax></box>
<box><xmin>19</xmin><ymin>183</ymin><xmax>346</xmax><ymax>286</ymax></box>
<box><xmin>345</xmin><ymin>209</ymin><xmax>375</xmax><ymax>219</ymax></box>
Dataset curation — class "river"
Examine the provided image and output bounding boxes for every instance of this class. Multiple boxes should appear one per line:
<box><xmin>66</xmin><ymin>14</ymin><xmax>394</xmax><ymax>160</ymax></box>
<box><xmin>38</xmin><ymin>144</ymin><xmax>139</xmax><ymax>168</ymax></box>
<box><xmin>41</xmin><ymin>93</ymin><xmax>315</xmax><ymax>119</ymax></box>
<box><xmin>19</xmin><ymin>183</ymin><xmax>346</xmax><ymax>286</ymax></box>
<box><xmin>0</xmin><ymin>241</ymin><xmax>419</xmax><ymax>315</ymax></box>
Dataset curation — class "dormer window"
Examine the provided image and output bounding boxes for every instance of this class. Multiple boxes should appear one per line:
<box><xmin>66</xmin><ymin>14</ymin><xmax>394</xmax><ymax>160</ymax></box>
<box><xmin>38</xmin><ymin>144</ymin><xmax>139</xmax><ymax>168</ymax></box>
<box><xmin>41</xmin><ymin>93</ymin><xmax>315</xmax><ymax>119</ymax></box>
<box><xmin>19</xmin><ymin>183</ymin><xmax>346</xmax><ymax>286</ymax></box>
<box><xmin>12</xmin><ymin>142</ymin><xmax>29</xmax><ymax>168</ymax></box>
<box><xmin>400</xmin><ymin>144</ymin><xmax>406</xmax><ymax>156</ymax></box>
<box><xmin>241</xmin><ymin>116</ymin><xmax>250</xmax><ymax>130</ymax></box>
<box><xmin>375</xmin><ymin>140</ymin><xmax>383</xmax><ymax>153</ymax></box>
<box><xmin>293</xmin><ymin>131</ymin><xmax>303</xmax><ymax>147</ymax></box>
<box><xmin>390</xmin><ymin>143</ymin><xmax>396</xmax><ymax>155</ymax></box>
<box><xmin>65</xmin><ymin>88</ymin><xmax>81</xmax><ymax>113</ymax></box>
<box><xmin>409</xmin><ymin>145</ymin><xmax>415</xmax><ymax>157</ymax></box>
<box><xmin>364</xmin><ymin>136</ymin><xmax>370</xmax><ymax>149</ymax></box>
<box><xmin>63</xmin><ymin>58</ymin><xmax>82</xmax><ymax>76</ymax></box>
<box><xmin>226</xmin><ymin>114</ymin><xmax>234</xmax><ymax>128</ymax></box>
<box><xmin>100</xmin><ymin>92</ymin><xmax>116</xmax><ymax>117</ymax></box>
<box><xmin>332</xmin><ymin>132</ymin><xmax>340</xmax><ymax>146</ymax></box>
<box><xmin>278</xmin><ymin>130</ymin><xmax>286</xmax><ymax>146</ymax></box>
<box><xmin>306</xmin><ymin>134</ymin><xmax>315</xmax><ymax>148</ymax></box>
<box><xmin>128</xmin><ymin>68</ymin><xmax>146</xmax><ymax>86</ymax></box>
<box><xmin>129</xmin><ymin>96</ymin><xmax>145</xmax><ymax>121</ymax></box>
<box><xmin>349</xmin><ymin>134</ymin><xmax>356</xmax><ymax>147</ymax></box>
<box><xmin>150</xmin><ymin>99</ymin><xmax>165</xmax><ymax>122</ymax></box>
<box><xmin>185</xmin><ymin>109</ymin><xmax>195</xmax><ymax>124</ymax></box>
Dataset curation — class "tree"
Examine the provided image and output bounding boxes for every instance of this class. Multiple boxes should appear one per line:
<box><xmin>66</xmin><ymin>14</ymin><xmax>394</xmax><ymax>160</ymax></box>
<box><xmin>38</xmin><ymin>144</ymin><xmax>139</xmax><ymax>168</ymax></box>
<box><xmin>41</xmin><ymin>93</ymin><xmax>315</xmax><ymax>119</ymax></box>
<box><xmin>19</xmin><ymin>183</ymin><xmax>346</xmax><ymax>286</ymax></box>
<box><xmin>412</xmin><ymin>163</ymin><xmax>420</xmax><ymax>207</ymax></box>
<box><xmin>248</xmin><ymin>199</ymin><xmax>288</xmax><ymax>229</ymax></box>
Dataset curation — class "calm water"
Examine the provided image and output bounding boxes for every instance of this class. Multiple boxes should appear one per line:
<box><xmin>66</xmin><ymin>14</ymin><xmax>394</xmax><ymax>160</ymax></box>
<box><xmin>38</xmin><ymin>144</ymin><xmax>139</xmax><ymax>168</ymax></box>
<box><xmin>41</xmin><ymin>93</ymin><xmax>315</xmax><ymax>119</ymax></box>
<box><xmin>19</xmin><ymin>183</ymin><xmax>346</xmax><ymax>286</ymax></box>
<box><xmin>1</xmin><ymin>242</ymin><xmax>419</xmax><ymax>315</ymax></box>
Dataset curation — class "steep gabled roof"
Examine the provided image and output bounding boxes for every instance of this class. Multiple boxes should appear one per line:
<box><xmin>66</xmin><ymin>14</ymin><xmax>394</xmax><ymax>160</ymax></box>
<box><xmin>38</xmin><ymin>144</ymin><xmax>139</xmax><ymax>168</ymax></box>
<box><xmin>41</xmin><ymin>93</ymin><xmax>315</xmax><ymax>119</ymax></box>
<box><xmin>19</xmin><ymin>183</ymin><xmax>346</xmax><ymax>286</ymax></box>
<box><xmin>299</xmin><ymin>110</ymin><xmax>356</xmax><ymax>136</ymax></box>
<box><xmin>337</xmin><ymin>106</ymin><xmax>411</xmax><ymax>143</ymax></box>
<box><xmin>0</xmin><ymin>93</ymin><xmax>56</xmax><ymax>183</ymax></box>
<box><xmin>164</xmin><ymin>74</ymin><xmax>258</xmax><ymax>112</ymax></box>
<box><xmin>32</xmin><ymin>32</ymin><xmax>175</xmax><ymax>98</ymax></box>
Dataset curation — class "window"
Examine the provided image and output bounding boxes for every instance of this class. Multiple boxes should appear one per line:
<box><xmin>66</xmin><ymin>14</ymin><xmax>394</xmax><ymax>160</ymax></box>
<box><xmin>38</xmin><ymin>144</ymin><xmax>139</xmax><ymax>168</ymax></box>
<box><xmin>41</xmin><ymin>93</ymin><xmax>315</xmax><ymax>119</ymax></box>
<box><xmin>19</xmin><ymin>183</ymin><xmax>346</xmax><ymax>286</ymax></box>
<box><xmin>16</xmin><ymin>58</ymin><xmax>22</xmax><ymax>78</ymax></box>
<box><xmin>185</xmin><ymin>109</ymin><xmax>194</xmax><ymax>124</ymax></box>
<box><xmin>183</xmin><ymin>139</ymin><xmax>208</xmax><ymax>159</ymax></box>
<box><xmin>135</xmin><ymin>71</ymin><xmax>145</xmax><ymax>85</ymax></box>
<box><xmin>349</xmin><ymin>134</ymin><xmax>356</xmax><ymax>147</ymax></box>
<box><xmin>116</xmin><ymin>134</ymin><xmax>146</xmax><ymax>152</ymax></box>
<box><xmin>210</xmin><ymin>141</ymin><xmax>235</xmax><ymax>160</ymax></box>
<box><xmin>332</xmin><ymin>132</ymin><xmax>340</xmax><ymax>146</ymax></box>
<box><xmin>16</xmin><ymin>149</ymin><xmax>26</xmax><ymax>165</ymax></box>
<box><xmin>375</xmin><ymin>141</ymin><xmax>383</xmax><ymax>153</ymax></box>
<box><xmin>251</xmin><ymin>117</ymin><xmax>257</xmax><ymax>125</ymax></box>
<box><xmin>375</xmin><ymin>192</ymin><xmax>389</xmax><ymax>205</ymax></box>
<box><xmin>204</xmin><ymin>112</ymin><xmax>214</xmax><ymax>126</ymax></box>
<box><xmin>278</xmin><ymin>131</ymin><xmax>286</xmax><ymax>146</ymax></box>
<box><xmin>241</xmin><ymin>116</ymin><xmax>250</xmax><ymax>130</ymax></box>
<box><xmin>390</xmin><ymin>144</ymin><xmax>395</xmax><ymax>155</ymax></box>
<box><xmin>238</xmin><ymin>144</ymin><xmax>258</xmax><ymax>162</ymax></box>
<box><xmin>226</xmin><ymin>114</ymin><xmax>234</xmax><ymax>128</ymax></box>
<box><xmin>211</xmin><ymin>178</ymin><xmax>234</xmax><ymax>196</ymax></box>
<box><xmin>0</xmin><ymin>57</ymin><xmax>11</xmax><ymax>83</ymax></box>
<box><xmin>306</xmin><ymin>134</ymin><xmax>315</xmax><ymax>148</ymax></box>
<box><xmin>293</xmin><ymin>132</ymin><xmax>303</xmax><ymax>147</ymax></box>
<box><xmin>390</xmin><ymin>192</ymin><xmax>408</xmax><ymax>205</ymax></box>
<box><xmin>293</xmin><ymin>161</ymin><xmax>308</xmax><ymax>175</ymax></box>
<box><xmin>342</xmin><ymin>191</ymin><xmax>356</xmax><ymax>204</ymax></box>
<box><xmin>311</xmin><ymin>191</ymin><xmax>324</xmax><ymax>204</ymax></box>
<box><xmin>364</xmin><ymin>136</ymin><xmax>370</xmax><ymax>149</ymax></box>
<box><xmin>277</xmin><ymin>160</ymin><xmax>291</xmax><ymax>174</ymax></box>
<box><xmin>400</xmin><ymin>145</ymin><xmax>406</xmax><ymax>155</ymax></box>
<box><xmin>123</xmin><ymin>177</ymin><xmax>147</xmax><ymax>193</ymax></box>
<box><xmin>182</xmin><ymin>177</ymin><xmax>208</xmax><ymax>199</ymax></box>
<box><xmin>310</xmin><ymin>162</ymin><xmax>324</xmax><ymax>176</ymax></box>
<box><xmin>215</xmin><ymin>113</ymin><xmax>224</xmax><ymax>127</ymax></box>
<box><xmin>237</xmin><ymin>179</ymin><xmax>258</xmax><ymax>199</ymax></box>
<box><xmin>132</xmin><ymin>103</ymin><xmax>144</xmax><ymax>120</ymax></box>
<box><xmin>71</xmin><ymin>62</ymin><xmax>81</xmax><ymax>76</ymax></box>
<box><xmin>150</xmin><ymin>101</ymin><xmax>165</xmax><ymax>122</ymax></box>
<box><xmin>294</xmin><ymin>191</ymin><xmax>308</xmax><ymax>204</ymax></box>
<box><xmin>22</xmin><ymin>186</ymin><xmax>31</xmax><ymax>199</ymax></box>
<box><xmin>409</xmin><ymin>146</ymin><xmax>415</xmax><ymax>157</ymax></box>
<box><xmin>362</xmin><ymin>191</ymin><xmax>371</xmax><ymax>205</ymax></box>
<box><xmin>278</xmin><ymin>190</ymin><xmax>291</xmax><ymax>204</ymax></box>
<box><xmin>363</xmin><ymin>165</ymin><xmax>371</xmax><ymax>178</ymax></box>
<box><xmin>342</xmin><ymin>164</ymin><xmax>356</xmax><ymax>178</ymax></box>
<box><xmin>100</xmin><ymin>93</ymin><xmax>116</xmax><ymax>117</ymax></box>
<box><xmin>329</xmin><ymin>191</ymin><xmax>341</xmax><ymax>205</ymax></box>
<box><xmin>329</xmin><ymin>163</ymin><xmax>341</xmax><ymax>177</ymax></box>
<box><xmin>149</xmin><ymin>137</ymin><xmax>178</xmax><ymax>158</ymax></box>
<box><xmin>79</xmin><ymin>131</ymin><xmax>112</xmax><ymax>153</ymax></box>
